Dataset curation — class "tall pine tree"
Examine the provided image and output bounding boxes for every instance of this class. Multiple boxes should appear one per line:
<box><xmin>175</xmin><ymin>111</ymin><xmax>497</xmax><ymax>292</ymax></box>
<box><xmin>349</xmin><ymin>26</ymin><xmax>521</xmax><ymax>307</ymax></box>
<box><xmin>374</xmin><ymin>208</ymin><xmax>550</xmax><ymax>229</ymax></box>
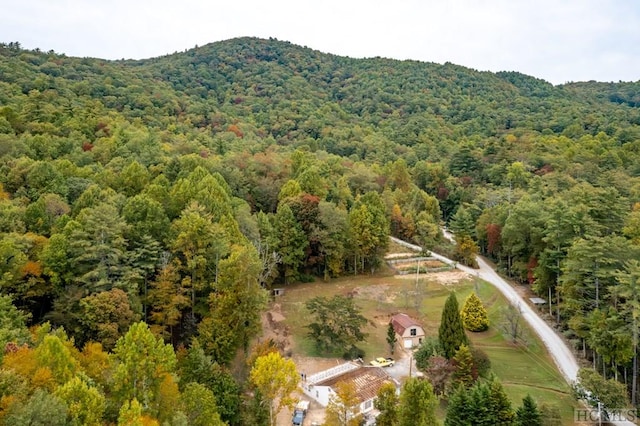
<box><xmin>439</xmin><ymin>292</ymin><xmax>468</xmax><ymax>358</ymax></box>
<box><xmin>516</xmin><ymin>394</ymin><xmax>542</xmax><ymax>426</ymax></box>
<box><xmin>488</xmin><ymin>376</ymin><xmax>515</xmax><ymax>424</ymax></box>
<box><xmin>451</xmin><ymin>344</ymin><xmax>475</xmax><ymax>388</ymax></box>
<box><xmin>444</xmin><ymin>386</ymin><xmax>471</xmax><ymax>426</ymax></box>
<box><xmin>387</xmin><ymin>322</ymin><xmax>397</xmax><ymax>355</ymax></box>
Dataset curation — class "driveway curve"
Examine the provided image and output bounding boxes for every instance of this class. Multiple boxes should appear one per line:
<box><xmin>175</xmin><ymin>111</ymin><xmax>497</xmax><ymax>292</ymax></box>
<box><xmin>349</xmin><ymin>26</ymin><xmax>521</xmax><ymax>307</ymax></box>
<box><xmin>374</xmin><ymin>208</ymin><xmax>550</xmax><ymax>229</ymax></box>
<box><xmin>391</xmin><ymin>236</ymin><xmax>579</xmax><ymax>381</ymax></box>
<box><xmin>390</xmin><ymin>236</ymin><xmax>634</xmax><ymax>425</ymax></box>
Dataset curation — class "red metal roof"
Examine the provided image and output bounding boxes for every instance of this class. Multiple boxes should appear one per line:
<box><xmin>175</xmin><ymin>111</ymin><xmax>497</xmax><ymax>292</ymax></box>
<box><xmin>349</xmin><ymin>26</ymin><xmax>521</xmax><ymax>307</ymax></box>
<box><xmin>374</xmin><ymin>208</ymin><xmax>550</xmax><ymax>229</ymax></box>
<box><xmin>390</xmin><ymin>313</ymin><xmax>422</xmax><ymax>336</ymax></box>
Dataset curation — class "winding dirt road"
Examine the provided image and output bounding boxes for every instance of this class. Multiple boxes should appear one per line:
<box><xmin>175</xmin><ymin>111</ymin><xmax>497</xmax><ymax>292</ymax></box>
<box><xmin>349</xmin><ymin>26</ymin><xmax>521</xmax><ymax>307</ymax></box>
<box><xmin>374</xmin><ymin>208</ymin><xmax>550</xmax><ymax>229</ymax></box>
<box><xmin>391</xmin><ymin>236</ymin><xmax>578</xmax><ymax>383</ymax></box>
<box><xmin>390</xmin><ymin>236</ymin><xmax>636</xmax><ymax>425</ymax></box>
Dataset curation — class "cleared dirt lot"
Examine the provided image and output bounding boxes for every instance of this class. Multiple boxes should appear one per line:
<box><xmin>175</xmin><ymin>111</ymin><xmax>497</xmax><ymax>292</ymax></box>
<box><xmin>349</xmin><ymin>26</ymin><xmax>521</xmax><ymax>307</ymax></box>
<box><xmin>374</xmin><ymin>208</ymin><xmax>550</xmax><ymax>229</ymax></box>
<box><xmin>267</xmin><ymin>269</ymin><xmax>468</xmax><ymax>425</ymax></box>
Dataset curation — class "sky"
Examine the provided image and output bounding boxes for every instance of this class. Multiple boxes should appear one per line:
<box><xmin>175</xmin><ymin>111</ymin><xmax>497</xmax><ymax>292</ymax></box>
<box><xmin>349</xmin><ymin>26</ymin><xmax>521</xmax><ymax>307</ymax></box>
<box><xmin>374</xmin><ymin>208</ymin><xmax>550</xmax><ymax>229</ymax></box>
<box><xmin>2</xmin><ymin>0</ymin><xmax>639</xmax><ymax>85</ymax></box>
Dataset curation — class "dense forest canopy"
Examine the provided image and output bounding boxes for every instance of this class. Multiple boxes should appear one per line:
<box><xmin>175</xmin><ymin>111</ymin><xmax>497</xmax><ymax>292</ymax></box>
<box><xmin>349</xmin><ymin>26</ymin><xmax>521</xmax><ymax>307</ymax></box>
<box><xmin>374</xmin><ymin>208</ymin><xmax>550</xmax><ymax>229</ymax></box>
<box><xmin>1</xmin><ymin>36</ymin><xmax>640</xmax><ymax>423</ymax></box>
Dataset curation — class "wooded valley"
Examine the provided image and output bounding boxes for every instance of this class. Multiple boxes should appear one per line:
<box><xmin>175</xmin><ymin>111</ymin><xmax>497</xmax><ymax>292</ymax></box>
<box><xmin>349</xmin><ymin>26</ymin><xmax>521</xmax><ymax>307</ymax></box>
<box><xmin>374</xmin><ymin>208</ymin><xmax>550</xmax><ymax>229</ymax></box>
<box><xmin>1</xmin><ymin>37</ymin><xmax>640</xmax><ymax>424</ymax></box>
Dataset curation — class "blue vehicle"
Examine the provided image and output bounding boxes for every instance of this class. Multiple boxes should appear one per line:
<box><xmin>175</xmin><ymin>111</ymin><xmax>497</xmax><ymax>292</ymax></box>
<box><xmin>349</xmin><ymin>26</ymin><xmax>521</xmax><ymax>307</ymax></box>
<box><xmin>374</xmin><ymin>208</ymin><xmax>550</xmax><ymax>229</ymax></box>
<box><xmin>292</xmin><ymin>400</ymin><xmax>309</xmax><ymax>425</ymax></box>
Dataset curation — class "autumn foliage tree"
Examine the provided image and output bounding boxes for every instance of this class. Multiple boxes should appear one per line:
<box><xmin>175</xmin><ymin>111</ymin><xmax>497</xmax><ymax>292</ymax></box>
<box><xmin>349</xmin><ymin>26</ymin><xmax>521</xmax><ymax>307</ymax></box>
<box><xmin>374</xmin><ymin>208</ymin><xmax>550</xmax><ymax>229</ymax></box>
<box><xmin>249</xmin><ymin>351</ymin><xmax>300</xmax><ymax>426</ymax></box>
<box><xmin>453</xmin><ymin>235</ymin><xmax>479</xmax><ymax>268</ymax></box>
<box><xmin>324</xmin><ymin>381</ymin><xmax>362</xmax><ymax>426</ymax></box>
<box><xmin>486</xmin><ymin>223</ymin><xmax>502</xmax><ymax>256</ymax></box>
<box><xmin>3</xmin><ymin>36</ymin><xmax>640</xmax><ymax>417</ymax></box>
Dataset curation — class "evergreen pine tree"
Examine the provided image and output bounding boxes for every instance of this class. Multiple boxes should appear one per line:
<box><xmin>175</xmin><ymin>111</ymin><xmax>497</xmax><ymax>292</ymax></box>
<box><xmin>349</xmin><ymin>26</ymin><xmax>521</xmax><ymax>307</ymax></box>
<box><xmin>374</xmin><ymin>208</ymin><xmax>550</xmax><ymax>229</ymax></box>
<box><xmin>273</xmin><ymin>203</ymin><xmax>308</xmax><ymax>284</ymax></box>
<box><xmin>516</xmin><ymin>395</ymin><xmax>542</xmax><ymax>426</ymax></box>
<box><xmin>469</xmin><ymin>382</ymin><xmax>492</xmax><ymax>425</ymax></box>
<box><xmin>386</xmin><ymin>322</ymin><xmax>397</xmax><ymax>355</ymax></box>
<box><xmin>451</xmin><ymin>344</ymin><xmax>475</xmax><ymax>388</ymax></box>
<box><xmin>539</xmin><ymin>403</ymin><xmax>562</xmax><ymax>426</ymax></box>
<box><xmin>444</xmin><ymin>386</ymin><xmax>471</xmax><ymax>426</ymax></box>
<box><xmin>487</xmin><ymin>376</ymin><xmax>515</xmax><ymax>424</ymax></box>
<box><xmin>461</xmin><ymin>292</ymin><xmax>489</xmax><ymax>331</ymax></box>
<box><xmin>439</xmin><ymin>292</ymin><xmax>468</xmax><ymax>358</ymax></box>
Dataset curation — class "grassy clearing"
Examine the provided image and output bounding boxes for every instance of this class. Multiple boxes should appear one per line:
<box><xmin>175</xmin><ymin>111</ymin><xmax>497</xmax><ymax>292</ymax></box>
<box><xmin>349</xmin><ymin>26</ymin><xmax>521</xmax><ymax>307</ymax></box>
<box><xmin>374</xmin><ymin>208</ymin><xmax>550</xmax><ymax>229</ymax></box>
<box><xmin>276</xmin><ymin>269</ymin><xmax>576</xmax><ymax>423</ymax></box>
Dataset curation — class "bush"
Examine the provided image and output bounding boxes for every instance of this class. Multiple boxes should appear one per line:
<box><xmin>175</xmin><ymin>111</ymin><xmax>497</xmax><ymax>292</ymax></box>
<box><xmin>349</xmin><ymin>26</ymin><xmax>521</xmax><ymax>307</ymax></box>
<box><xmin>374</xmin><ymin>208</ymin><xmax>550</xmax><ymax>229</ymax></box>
<box><xmin>470</xmin><ymin>346</ymin><xmax>491</xmax><ymax>378</ymax></box>
<box><xmin>415</xmin><ymin>337</ymin><xmax>443</xmax><ymax>371</ymax></box>
<box><xmin>298</xmin><ymin>273</ymin><xmax>316</xmax><ymax>283</ymax></box>
<box><xmin>342</xmin><ymin>345</ymin><xmax>365</xmax><ymax>360</ymax></box>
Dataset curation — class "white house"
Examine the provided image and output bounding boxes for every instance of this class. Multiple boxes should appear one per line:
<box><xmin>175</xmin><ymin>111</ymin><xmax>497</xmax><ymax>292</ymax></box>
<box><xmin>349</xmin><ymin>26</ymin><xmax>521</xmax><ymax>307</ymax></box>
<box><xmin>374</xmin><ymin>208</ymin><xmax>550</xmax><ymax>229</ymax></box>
<box><xmin>301</xmin><ymin>362</ymin><xmax>397</xmax><ymax>416</ymax></box>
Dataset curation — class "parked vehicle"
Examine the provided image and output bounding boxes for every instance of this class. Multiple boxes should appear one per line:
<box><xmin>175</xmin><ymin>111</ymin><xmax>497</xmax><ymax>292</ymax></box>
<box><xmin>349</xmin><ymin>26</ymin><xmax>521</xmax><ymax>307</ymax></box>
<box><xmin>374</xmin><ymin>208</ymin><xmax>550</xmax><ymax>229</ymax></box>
<box><xmin>369</xmin><ymin>357</ymin><xmax>395</xmax><ymax>367</ymax></box>
<box><xmin>292</xmin><ymin>400</ymin><xmax>309</xmax><ymax>425</ymax></box>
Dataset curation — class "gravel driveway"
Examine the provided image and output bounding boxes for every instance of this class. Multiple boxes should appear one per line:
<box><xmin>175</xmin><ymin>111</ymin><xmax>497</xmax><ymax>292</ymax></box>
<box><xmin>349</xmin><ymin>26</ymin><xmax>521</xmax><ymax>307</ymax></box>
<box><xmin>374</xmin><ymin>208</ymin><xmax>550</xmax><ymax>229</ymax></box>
<box><xmin>383</xmin><ymin>350</ymin><xmax>420</xmax><ymax>382</ymax></box>
<box><xmin>392</xmin><ymin>234</ymin><xmax>635</xmax><ymax>426</ymax></box>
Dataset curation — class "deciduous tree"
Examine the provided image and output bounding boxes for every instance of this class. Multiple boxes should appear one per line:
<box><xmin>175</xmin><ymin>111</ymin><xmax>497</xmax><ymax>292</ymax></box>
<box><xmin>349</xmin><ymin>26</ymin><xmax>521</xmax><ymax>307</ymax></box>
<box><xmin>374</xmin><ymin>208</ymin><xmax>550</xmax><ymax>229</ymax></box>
<box><xmin>573</xmin><ymin>368</ymin><xmax>629</xmax><ymax>418</ymax></box>
<box><xmin>249</xmin><ymin>352</ymin><xmax>299</xmax><ymax>426</ymax></box>
<box><xmin>306</xmin><ymin>295</ymin><xmax>368</xmax><ymax>355</ymax></box>
<box><xmin>4</xmin><ymin>389</ymin><xmax>68</xmax><ymax>426</ymax></box>
<box><xmin>55</xmin><ymin>376</ymin><xmax>106</xmax><ymax>426</ymax></box>
<box><xmin>170</xmin><ymin>202</ymin><xmax>229</xmax><ymax>310</ymax></box>
<box><xmin>374</xmin><ymin>382</ymin><xmax>398</xmax><ymax>426</ymax></box>
<box><xmin>324</xmin><ymin>381</ymin><xmax>362</xmax><ymax>426</ymax></box>
<box><xmin>147</xmin><ymin>260</ymin><xmax>190</xmax><ymax>343</ymax></box>
<box><xmin>348</xmin><ymin>191</ymin><xmax>389</xmax><ymax>274</ymax></box>
<box><xmin>179</xmin><ymin>382</ymin><xmax>225</xmax><ymax>426</ymax></box>
<box><xmin>111</xmin><ymin>322</ymin><xmax>177</xmax><ymax>414</ymax></box>
<box><xmin>0</xmin><ymin>295</ymin><xmax>31</xmax><ymax>362</ymax></box>
<box><xmin>177</xmin><ymin>342</ymin><xmax>241</xmax><ymax>425</ymax></box>
<box><xmin>78</xmin><ymin>288</ymin><xmax>138</xmax><ymax>350</ymax></box>
<box><xmin>197</xmin><ymin>244</ymin><xmax>267</xmax><ymax>363</ymax></box>
<box><xmin>272</xmin><ymin>203</ymin><xmax>307</xmax><ymax>284</ymax></box>
<box><xmin>398</xmin><ymin>377</ymin><xmax>438</xmax><ymax>426</ymax></box>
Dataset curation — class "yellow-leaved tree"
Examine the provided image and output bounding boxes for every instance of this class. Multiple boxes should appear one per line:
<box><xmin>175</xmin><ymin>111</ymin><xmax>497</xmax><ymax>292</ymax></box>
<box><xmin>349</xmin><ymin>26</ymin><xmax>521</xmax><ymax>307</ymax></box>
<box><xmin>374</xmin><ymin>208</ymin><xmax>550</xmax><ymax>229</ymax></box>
<box><xmin>324</xmin><ymin>381</ymin><xmax>362</xmax><ymax>426</ymax></box>
<box><xmin>249</xmin><ymin>351</ymin><xmax>300</xmax><ymax>426</ymax></box>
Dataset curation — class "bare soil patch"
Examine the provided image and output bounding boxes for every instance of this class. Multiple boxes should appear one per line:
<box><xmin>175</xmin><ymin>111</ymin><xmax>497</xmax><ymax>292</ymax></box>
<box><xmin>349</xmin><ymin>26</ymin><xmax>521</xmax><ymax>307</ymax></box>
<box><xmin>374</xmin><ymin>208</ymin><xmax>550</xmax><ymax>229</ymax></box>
<box><xmin>260</xmin><ymin>303</ymin><xmax>293</xmax><ymax>355</ymax></box>
<box><xmin>394</xmin><ymin>270</ymin><xmax>471</xmax><ymax>286</ymax></box>
<box><xmin>392</xmin><ymin>259</ymin><xmax>446</xmax><ymax>269</ymax></box>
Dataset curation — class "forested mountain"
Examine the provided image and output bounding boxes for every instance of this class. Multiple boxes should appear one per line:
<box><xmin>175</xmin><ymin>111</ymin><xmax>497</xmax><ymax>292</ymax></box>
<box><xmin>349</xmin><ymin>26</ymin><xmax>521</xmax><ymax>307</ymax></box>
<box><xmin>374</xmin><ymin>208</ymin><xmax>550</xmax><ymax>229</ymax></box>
<box><xmin>1</xmin><ymin>36</ymin><xmax>640</xmax><ymax>423</ymax></box>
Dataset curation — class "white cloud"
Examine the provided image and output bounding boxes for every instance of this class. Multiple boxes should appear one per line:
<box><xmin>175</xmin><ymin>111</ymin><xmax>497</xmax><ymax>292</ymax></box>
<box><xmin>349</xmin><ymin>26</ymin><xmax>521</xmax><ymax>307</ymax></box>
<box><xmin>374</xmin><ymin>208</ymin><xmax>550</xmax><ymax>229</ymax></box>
<box><xmin>1</xmin><ymin>0</ymin><xmax>638</xmax><ymax>84</ymax></box>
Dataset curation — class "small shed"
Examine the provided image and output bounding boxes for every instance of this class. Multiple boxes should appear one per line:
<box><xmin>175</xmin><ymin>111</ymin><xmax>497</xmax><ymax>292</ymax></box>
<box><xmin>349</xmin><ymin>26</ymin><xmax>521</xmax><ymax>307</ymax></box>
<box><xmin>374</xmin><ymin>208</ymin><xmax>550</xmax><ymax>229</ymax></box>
<box><xmin>390</xmin><ymin>313</ymin><xmax>425</xmax><ymax>349</ymax></box>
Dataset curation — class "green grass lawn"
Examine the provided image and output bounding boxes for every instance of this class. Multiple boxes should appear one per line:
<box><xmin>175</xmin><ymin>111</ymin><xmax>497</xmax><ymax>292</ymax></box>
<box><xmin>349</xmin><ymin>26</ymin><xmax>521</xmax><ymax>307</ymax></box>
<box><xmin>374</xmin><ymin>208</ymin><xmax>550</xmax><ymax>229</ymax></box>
<box><xmin>276</xmin><ymin>267</ymin><xmax>577</xmax><ymax>424</ymax></box>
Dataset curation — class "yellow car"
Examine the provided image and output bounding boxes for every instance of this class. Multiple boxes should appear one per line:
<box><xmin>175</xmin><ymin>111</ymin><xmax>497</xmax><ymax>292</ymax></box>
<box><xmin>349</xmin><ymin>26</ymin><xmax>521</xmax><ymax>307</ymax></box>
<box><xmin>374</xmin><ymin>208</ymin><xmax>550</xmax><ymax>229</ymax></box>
<box><xmin>370</xmin><ymin>357</ymin><xmax>395</xmax><ymax>367</ymax></box>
